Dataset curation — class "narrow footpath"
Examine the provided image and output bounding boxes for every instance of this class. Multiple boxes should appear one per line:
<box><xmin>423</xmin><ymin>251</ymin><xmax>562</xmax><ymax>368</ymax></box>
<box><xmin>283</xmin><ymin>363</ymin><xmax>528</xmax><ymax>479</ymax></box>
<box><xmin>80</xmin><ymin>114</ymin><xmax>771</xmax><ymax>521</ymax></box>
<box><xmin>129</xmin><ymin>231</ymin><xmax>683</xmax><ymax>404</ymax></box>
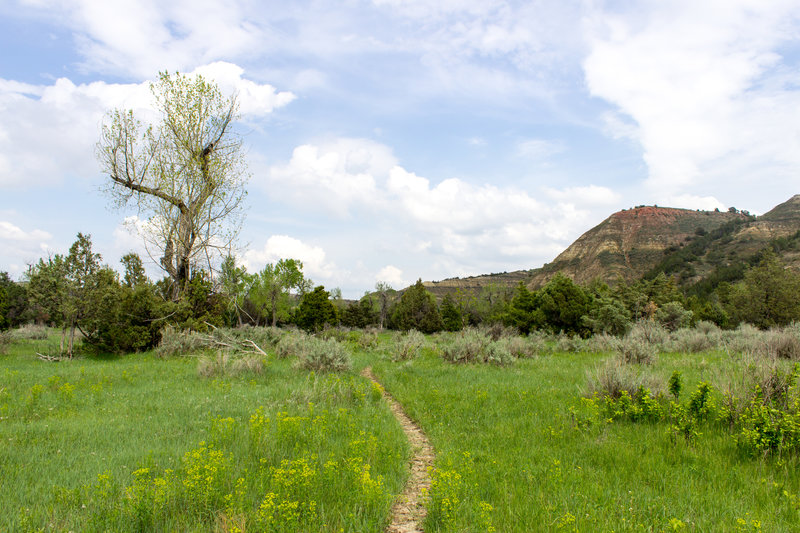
<box><xmin>361</xmin><ymin>367</ymin><xmax>435</xmax><ymax>533</ymax></box>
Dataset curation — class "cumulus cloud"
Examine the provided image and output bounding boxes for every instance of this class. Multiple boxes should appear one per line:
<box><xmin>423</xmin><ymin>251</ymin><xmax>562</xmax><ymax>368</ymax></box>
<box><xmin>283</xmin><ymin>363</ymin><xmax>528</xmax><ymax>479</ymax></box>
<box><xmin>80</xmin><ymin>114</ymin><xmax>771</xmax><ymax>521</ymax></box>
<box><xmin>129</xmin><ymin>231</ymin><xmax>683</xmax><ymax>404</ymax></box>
<box><xmin>243</xmin><ymin>235</ymin><xmax>337</xmax><ymax>282</ymax></box>
<box><xmin>264</xmin><ymin>137</ymin><xmax>613</xmax><ymax>277</ymax></box>
<box><xmin>375</xmin><ymin>265</ymin><xmax>406</xmax><ymax>288</ymax></box>
<box><xmin>0</xmin><ymin>220</ymin><xmax>52</xmax><ymax>277</ymax></box>
<box><xmin>0</xmin><ymin>63</ymin><xmax>293</xmax><ymax>188</ymax></box>
<box><xmin>264</xmin><ymin>138</ymin><xmax>396</xmax><ymax>217</ymax></box>
<box><xmin>583</xmin><ymin>1</ymin><xmax>800</xmax><ymax>205</ymax></box>
<box><xmin>20</xmin><ymin>0</ymin><xmax>264</xmax><ymax>78</ymax></box>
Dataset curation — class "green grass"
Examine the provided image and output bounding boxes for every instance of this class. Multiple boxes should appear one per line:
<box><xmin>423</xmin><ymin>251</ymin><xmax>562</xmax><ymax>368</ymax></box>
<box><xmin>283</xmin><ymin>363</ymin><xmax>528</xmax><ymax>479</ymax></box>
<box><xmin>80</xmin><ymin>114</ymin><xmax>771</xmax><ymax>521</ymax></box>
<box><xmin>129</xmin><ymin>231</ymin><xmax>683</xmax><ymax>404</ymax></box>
<box><xmin>0</xmin><ymin>333</ymin><xmax>408</xmax><ymax>532</ymax></box>
<box><xmin>372</xmin><ymin>347</ymin><xmax>800</xmax><ymax>532</ymax></box>
<box><xmin>3</xmin><ymin>328</ymin><xmax>800</xmax><ymax>531</ymax></box>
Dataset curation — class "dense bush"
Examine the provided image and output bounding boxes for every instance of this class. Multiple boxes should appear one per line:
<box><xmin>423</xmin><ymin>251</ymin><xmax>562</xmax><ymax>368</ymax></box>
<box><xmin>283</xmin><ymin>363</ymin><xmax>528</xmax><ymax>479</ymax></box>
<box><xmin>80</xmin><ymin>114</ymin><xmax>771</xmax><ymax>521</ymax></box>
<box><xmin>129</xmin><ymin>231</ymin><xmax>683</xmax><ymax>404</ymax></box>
<box><xmin>390</xmin><ymin>330</ymin><xmax>425</xmax><ymax>361</ymax></box>
<box><xmin>296</xmin><ymin>337</ymin><xmax>352</xmax><ymax>372</ymax></box>
<box><xmin>440</xmin><ymin>328</ymin><xmax>515</xmax><ymax>366</ymax></box>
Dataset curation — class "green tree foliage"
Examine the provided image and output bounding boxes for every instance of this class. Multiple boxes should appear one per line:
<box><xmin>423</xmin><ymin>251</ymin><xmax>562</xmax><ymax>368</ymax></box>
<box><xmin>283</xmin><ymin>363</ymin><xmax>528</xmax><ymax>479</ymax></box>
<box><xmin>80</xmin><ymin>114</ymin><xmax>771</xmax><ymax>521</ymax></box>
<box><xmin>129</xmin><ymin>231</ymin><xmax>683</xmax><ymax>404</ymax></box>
<box><xmin>295</xmin><ymin>286</ymin><xmax>338</xmax><ymax>332</ymax></box>
<box><xmin>655</xmin><ymin>301</ymin><xmax>693</xmax><ymax>331</ymax></box>
<box><xmin>583</xmin><ymin>296</ymin><xmax>631</xmax><ymax>336</ymax></box>
<box><xmin>374</xmin><ymin>282</ymin><xmax>395</xmax><ymax>329</ymax></box>
<box><xmin>440</xmin><ymin>294</ymin><xmax>463</xmax><ymax>332</ymax></box>
<box><xmin>218</xmin><ymin>255</ymin><xmax>252</xmax><ymax>326</ymax></box>
<box><xmin>341</xmin><ymin>296</ymin><xmax>378</xmax><ymax>328</ymax></box>
<box><xmin>248</xmin><ymin>259</ymin><xmax>310</xmax><ymax>326</ymax></box>
<box><xmin>121</xmin><ymin>252</ymin><xmax>148</xmax><ymax>288</ymax></box>
<box><xmin>504</xmin><ymin>282</ymin><xmax>542</xmax><ymax>335</ymax></box>
<box><xmin>0</xmin><ymin>272</ymin><xmax>26</xmax><ymax>330</ymax></box>
<box><xmin>389</xmin><ymin>279</ymin><xmax>443</xmax><ymax>334</ymax></box>
<box><xmin>98</xmin><ymin>71</ymin><xmax>248</xmax><ymax>299</ymax></box>
<box><xmin>537</xmin><ymin>274</ymin><xmax>591</xmax><ymax>335</ymax></box>
<box><xmin>725</xmin><ymin>251</ymin><xmax>800</xmax><ymax>328</ymax></box>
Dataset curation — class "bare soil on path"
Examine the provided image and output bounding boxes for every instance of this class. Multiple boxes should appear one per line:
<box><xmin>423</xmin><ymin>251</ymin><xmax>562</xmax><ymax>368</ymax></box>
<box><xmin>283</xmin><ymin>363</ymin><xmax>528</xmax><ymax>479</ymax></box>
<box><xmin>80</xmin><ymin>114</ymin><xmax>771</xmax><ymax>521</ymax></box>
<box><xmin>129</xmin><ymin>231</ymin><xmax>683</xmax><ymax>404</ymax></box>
<box><xmin>361</xmin><ymin>367</ymin><xmax>434</xmax><ymax>533</ymax></box>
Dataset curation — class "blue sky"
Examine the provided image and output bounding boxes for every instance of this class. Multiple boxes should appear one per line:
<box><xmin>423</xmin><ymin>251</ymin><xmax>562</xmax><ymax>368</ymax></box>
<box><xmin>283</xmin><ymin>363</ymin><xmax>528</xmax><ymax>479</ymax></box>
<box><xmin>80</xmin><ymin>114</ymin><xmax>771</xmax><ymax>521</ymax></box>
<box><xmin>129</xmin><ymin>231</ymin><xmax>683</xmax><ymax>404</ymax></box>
<box><xmin>1</xmin><ymin>0</ymin><xmax>799</xmax><ymax>297</ymax></box>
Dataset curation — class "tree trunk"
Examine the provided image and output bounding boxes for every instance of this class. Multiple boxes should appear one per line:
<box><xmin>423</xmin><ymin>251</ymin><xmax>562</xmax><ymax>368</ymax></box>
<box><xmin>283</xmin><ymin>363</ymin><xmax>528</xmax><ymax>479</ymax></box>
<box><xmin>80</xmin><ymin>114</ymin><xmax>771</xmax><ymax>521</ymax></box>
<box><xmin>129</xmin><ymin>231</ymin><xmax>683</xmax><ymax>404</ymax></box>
<box><xmin>68</xmin><ymin>318</ymin><xmax>76</xmax><ymax>358</ymax></box>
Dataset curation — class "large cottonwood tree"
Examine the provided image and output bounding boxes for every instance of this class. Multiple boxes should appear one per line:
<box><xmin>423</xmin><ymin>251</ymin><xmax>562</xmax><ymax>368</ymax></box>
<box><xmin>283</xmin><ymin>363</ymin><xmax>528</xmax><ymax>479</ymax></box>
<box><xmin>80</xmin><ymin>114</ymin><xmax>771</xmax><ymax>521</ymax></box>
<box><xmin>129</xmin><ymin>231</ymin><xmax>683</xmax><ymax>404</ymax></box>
<box><xmin>97</xmin><ymin>72</ymin><xmax>248</xmax><ymax>299</ymax></box>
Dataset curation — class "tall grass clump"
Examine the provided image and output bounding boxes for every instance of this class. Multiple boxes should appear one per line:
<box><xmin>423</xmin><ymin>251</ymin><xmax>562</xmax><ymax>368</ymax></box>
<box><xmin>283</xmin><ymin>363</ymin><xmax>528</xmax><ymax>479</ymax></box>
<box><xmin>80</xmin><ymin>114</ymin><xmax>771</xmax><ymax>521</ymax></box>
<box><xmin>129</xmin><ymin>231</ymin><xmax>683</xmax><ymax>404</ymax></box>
<box><xmin>296</xmin><ymin>337</ymin><xmax>352</xmax><ymax>373</ymax></box>
<box><xmin>0</xmin><ymin>331</ymin><xmax>11</xmax><ymax>354</ymax></box>
<box><xmin>197</xmin><ymin>351</ymin><xmax>265</xmax><ymax>378</ymax></box>
<box><xmin>762</xmin><ymin>328</ymin><xmax>800</xmax><ymax>360</ymax></box>
<box><xmin>585</xmin><ymin>358</ymin><xmax>662</xmax><ymax>399</ymax></box>
<box><xmin>11</xmin><ymin>324</ymin><xmax>49</xmax><ymax>340</ymax></box>
<box><xmin>584</xmin><ymin>332</ymin><xmax>619</xmax><ymax>353</ymax></box>
<box><xmin>390</xmin><ymin>330</ymin><xmax>425</xmax><ymax>361</ymax></box>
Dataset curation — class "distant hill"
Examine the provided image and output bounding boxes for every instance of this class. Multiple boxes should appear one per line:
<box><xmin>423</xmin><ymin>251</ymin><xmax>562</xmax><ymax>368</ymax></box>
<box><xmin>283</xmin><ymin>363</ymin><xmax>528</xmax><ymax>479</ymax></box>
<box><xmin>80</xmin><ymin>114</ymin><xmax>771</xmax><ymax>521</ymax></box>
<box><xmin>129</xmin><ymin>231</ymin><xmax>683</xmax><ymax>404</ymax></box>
<box><xmin>421</xmin><ymin>195</ymin><xmax>800</xmax><ymax>298</ymax></box>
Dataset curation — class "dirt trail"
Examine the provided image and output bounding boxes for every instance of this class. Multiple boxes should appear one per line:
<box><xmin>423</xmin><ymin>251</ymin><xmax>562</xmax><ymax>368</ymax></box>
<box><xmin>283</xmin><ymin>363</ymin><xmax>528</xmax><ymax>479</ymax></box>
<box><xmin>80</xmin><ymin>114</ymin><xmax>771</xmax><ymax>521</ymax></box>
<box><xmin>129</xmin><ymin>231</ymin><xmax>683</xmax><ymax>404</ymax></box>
<box><xmin>361</xmin><ymin>367</ymin><xmax>434</xmax><ymax>533</ymax></box>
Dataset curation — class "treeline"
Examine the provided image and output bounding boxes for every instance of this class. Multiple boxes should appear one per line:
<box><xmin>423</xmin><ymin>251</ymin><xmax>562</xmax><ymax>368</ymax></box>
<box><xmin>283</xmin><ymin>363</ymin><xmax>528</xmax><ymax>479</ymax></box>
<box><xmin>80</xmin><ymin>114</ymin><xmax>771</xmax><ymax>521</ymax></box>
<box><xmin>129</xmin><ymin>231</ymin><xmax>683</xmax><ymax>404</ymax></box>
<box><xmin>2</xmin><ymin>234</ymin><xmax>800</xmax><ymax>356</ymax></box>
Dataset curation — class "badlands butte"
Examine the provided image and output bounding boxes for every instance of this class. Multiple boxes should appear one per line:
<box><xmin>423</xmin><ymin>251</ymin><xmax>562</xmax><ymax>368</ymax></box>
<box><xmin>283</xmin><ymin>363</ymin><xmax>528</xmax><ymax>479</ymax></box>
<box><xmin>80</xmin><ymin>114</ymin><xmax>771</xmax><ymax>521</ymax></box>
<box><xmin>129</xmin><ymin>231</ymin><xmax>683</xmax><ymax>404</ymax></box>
<box><xmin>420</xmin><ymin>194</ymin><xmax>800</xmax><ymax>298</ymax></box>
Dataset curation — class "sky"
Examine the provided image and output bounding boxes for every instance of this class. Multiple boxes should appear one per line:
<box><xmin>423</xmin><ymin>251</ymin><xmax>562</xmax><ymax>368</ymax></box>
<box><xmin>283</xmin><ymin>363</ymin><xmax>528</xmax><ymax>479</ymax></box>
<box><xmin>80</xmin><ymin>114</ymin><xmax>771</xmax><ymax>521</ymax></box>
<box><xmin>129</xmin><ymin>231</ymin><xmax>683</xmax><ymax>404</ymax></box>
<box><xmin>1</xmin><ymin>0</ymin><xmax>799</xmax><ymax>298</ymax></box>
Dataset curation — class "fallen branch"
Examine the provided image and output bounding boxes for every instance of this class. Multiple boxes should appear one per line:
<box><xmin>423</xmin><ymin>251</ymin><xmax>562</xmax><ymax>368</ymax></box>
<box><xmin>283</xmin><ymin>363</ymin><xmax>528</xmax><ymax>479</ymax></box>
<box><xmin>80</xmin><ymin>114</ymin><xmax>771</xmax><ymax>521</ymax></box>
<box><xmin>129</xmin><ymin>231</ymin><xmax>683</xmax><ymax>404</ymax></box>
<box><xmin>37</xmin><ymin>352</ymin><xmax>65</xmax><ymax>362</ymax></box>
<box><xmin>242</xmin><ymin>339</ymin><xmax>268</xmax><ymax>356</ymax></box>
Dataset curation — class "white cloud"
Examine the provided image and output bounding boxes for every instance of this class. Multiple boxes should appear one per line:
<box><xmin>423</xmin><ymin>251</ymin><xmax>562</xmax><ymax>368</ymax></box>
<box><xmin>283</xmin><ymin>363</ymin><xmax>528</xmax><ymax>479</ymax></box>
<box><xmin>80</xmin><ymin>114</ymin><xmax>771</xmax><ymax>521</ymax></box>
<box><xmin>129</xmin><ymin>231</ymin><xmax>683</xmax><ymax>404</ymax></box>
<box><xmin>22</xmin><ymin>0</ymin><xmax>264</xmax><ymax>78</ymax></box>
<box><xmin>0</xmin><ymin>221</ymin><xmax>52</xmax><ymax>277</ymax></box>
<box><xmin>243</xmin><ymin>235</ymin><xmax>337</xmax><ymax>282</ymax></box>
<box><xmin>0</xmin><ymin>63</ymin><xmax>293</xmax><ymax>188</ymax></box>
<box><xmin>264</xmin><ymin>138</ymin><xmax>396</xmax><ymax>217</ymax></box>
<box><xmin>584</xmin><ymin>1</ymin><xmax>800</xmax><ymax>204</ymax></box>
<box><xmin>375</xmin><ymin>265</ymin><xmax>405</xmax><ymax>288</ymax></box>
<box><xmin>662</xmin><ymin>194</ymin><xmax>726</xmax><ymax>212</ymax></box>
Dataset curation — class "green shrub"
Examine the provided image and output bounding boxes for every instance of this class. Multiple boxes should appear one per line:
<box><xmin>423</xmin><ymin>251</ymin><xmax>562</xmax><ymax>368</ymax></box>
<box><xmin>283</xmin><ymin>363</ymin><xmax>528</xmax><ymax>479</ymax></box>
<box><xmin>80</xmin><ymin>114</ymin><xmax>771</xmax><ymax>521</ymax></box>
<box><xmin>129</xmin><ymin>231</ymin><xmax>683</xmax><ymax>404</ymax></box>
<box><xmin>155</xmin><ymin>326</ymin><xmax>207</xmax><ymax>357</ymax></box>
<box><xmin>628</xmin><ymin>320</ymin><xmax>668</xmax><ymax>349</ymax></box>
<box><xmin>296</xmin><ymin>337</ymin><xmax>352</xmax><ymax>373</ymax></box>
<box><xmin>441</xmin><ymin>328</ymin><xmax>490</xmax><ymax>364</ymax></box>
<box><xmin>616</xmin><ymin>336</ymin><xmax>658</xmax><ymax>365</ymax></box>
<box><xmin>497</xmin><ymin>335</ymin><xmax>539</xmax><ymax>359</ymax></box>
<box><xmin>552</xmin><ymin>333</ymin><xmax>586</xmax><ymax>353</ymax></box>
<box><xmin>440</xmin><ymin>328</ymin><xmax>515</xmax><ymax>365</ymax></box>
<box><xmin>667</xmin><ymin>328</ymin><xmax>714</xmax><ymax>353</ymax></box>
<box><xmin>276</xmin><ymin>331</ymin><xmax>312</xmax><ymax>359</ymax></box>
<box><xmin>764</xmin><ymin>329</ymin><xmax>800</xmax><ymax>360</ymax></box>
<box><xmin>585</xmin><ymin>358</ymin><xmax>662</xmax><ymax>400</ymax></box>
<box><xmin>390</xmin><ymin>330</ymin><xmax>425</xmax><ymax>361</ymax></box>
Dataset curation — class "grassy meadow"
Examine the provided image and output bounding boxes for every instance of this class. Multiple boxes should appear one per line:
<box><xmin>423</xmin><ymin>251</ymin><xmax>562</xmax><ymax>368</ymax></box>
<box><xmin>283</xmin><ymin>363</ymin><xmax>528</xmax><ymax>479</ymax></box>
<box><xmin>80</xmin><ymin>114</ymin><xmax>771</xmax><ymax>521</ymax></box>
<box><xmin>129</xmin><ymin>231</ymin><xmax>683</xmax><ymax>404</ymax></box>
<box><xmin>1</xmin><ymin>324</ymin><xmax>799</xmax><ymax>531</ymax></box>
